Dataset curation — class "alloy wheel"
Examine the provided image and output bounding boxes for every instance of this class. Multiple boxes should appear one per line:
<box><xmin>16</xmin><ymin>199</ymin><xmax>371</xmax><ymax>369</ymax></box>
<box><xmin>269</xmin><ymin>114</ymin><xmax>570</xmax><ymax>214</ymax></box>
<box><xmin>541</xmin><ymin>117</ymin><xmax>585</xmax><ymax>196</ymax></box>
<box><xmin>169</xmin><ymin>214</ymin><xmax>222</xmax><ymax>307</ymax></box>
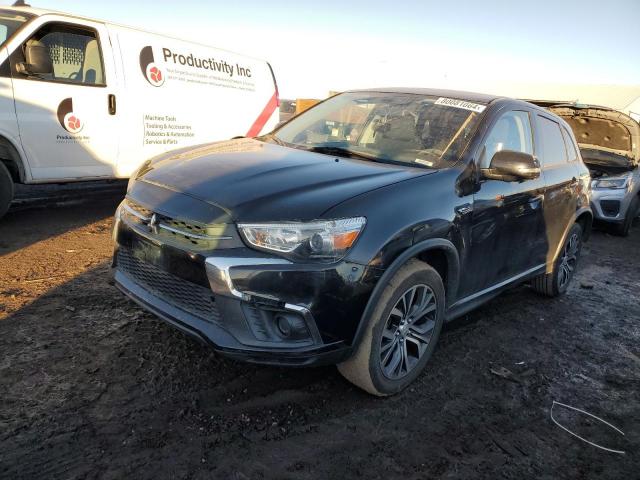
<box><xmin>379</xmin><ymin>284</ymin><xmax>437</xmax><ymax>380</ymax></box>
<box><xmin>558</xmin><ymin>232</ymin><xmax>580</xmax><ymax>289</ymax></box>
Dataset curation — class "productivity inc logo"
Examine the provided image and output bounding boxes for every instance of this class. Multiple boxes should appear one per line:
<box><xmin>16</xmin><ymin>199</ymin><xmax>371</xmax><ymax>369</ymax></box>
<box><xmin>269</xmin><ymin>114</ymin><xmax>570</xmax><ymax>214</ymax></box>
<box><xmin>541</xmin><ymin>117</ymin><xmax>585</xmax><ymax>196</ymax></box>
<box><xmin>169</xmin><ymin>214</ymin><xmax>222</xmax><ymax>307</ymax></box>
<box><xmin>57</xmin><ymin>98</ymin><xmax>83</xmax><ymax>134</ymax></box>
<box><xmin>139</xmin><ymin>46</ymin><xmax>165</xmax><ymax>87</ymax></box>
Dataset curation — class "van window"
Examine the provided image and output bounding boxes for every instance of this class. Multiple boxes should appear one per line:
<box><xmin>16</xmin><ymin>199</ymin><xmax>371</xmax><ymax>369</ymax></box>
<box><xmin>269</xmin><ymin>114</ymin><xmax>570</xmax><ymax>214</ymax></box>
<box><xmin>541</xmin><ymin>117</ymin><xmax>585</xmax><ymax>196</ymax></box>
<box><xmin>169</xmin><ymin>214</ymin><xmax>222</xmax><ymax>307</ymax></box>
<box><xmin>561</xmin><ymin>127</ymin><xmax>578</xmax><ymax>162</ymax></box>
<box><xmin>480</xmin><ymin>110</ymin><xmax>533</xmax><ymax>168</ymax></box>
<box><xmin>25</xmin><ymin>24</ymin><xmax>105</xmax><ymax>86</ymax></box>
<box><xmin>537</xmin><ymin>116</ymin><xmax>568</xmax><ymax>167</ymax></box>
<box><xmin>0</xmin><ymin>10</ymin><xmax>30</xmax><ymax>47</ymax></box>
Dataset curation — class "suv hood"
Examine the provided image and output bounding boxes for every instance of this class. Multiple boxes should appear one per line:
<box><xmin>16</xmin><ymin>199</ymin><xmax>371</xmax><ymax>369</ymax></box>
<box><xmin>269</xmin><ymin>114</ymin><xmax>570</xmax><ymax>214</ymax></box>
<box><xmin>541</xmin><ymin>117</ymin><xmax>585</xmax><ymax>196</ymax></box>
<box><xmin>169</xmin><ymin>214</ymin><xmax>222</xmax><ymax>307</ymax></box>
<box><xmin>130</xmin><ymin>138</ymin><xmax>434</xmax><ymax>223</ymax></box>
<box><xmin>546</xmin><ymin>105</ymin><xmax>640</xmax><ymax>172</ymax></box>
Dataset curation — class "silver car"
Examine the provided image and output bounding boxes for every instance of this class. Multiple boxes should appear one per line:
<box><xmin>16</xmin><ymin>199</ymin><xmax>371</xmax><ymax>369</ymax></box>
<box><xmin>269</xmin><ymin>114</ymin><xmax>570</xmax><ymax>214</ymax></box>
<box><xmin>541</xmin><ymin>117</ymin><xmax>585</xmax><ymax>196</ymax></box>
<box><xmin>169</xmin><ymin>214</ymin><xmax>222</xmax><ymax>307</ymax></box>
<box><xmin>543</xmin><ymin>104</ymin><xmax>640</xmax><ymax>236</ymax></box>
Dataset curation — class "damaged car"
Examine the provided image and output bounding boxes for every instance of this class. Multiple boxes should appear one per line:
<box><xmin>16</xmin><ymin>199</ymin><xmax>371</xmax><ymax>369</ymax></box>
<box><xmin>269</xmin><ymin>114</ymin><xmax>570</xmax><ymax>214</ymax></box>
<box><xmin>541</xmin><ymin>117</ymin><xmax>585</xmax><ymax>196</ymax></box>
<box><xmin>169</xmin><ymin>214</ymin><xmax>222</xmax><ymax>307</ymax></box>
<box><xmin>541</xmin><ymin>104</ymin><xmax>640</xmax><ymax>235</ymax></box>
<box><xmin>112</xmin><ymin>89</ymin><xmax>592</xmax><ymax>395</ymax></box>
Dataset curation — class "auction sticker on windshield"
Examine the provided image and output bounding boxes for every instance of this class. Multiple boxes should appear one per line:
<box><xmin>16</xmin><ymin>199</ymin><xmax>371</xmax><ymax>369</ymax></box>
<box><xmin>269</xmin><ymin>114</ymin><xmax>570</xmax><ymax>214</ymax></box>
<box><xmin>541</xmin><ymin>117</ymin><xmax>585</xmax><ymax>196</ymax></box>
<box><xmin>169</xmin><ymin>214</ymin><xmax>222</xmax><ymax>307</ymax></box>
<box><xmin>434</xmin><ymin>97</ymin><xmax>486</xmax><ymax>113</ymax></box>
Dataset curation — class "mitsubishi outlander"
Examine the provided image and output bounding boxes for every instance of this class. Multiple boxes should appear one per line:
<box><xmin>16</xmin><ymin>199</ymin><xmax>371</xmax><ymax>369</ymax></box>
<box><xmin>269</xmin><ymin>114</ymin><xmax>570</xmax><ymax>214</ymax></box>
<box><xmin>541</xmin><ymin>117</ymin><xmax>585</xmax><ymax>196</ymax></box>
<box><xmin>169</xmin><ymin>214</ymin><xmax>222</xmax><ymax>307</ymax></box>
<box><xmin>112</xmin><ymin>89</ymin><xmax>592</xmax><ymax>395</ymax></box>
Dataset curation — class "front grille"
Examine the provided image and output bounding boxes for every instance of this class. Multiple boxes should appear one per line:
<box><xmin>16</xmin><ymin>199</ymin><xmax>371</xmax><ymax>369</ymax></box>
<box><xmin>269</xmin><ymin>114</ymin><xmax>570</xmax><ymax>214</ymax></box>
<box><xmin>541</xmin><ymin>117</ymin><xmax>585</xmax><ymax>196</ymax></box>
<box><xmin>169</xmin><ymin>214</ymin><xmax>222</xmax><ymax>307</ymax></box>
<box><xmin>600</xmin><ymin>199</ymin><xmax>621</xmax><ymax>217</ymax></box>
<box><xmin>117</xmin><ymin>248</ymin><xmax>220</xmax><ymax>324</ymax></box>
<box><xmin>122</xmin><ymin>200</ymin><xmax>232</xmax><ymax>250</ymax></box>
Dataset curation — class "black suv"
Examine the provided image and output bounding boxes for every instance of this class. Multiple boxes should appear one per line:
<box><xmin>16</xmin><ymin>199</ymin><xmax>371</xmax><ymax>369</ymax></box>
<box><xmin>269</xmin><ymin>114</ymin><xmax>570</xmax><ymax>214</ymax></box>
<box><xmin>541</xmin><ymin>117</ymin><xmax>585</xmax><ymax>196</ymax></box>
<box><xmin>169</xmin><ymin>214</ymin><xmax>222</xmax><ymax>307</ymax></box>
<box><xmin>112</xmin><ymin>89</ymin><xmax>592</xmax><ymax>395</ymax></box>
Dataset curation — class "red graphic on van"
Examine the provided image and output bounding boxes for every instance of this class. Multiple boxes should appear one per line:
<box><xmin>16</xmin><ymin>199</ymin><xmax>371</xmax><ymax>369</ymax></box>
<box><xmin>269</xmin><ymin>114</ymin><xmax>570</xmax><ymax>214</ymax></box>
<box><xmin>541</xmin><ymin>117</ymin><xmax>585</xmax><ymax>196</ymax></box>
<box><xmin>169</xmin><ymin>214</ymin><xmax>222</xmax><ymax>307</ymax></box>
<box><xmin>57</xmin><ymin>98</ymin><xmax>84</xmax><ymax>134</ymax></box>
<box><xmin>149</xmin><ymin>66</ymin><xmax>163</xmax><ymax>84</ymax></box>
<box><xmin>66</xmin><ymin>115</ymin><xmax>82</xmax><ymax>132</ymax></box>
<box><xmin>140</xmin><ymin>46</ymin><xmax>165</xmax><ymax>87</ymax></box>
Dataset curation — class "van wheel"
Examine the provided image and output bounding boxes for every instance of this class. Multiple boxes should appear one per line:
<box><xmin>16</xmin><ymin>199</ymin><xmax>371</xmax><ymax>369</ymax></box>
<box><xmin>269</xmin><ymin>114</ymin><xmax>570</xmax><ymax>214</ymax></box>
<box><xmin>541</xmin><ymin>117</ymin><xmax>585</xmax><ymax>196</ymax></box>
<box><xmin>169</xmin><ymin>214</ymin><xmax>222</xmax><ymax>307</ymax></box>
<box><xmin>337</xmin><ymin>259</ymin><xmax>445</xmax><ymax>396</ymax></box>
<box><xmin>614</xmin><ymin>196</ymin><xmax>639</xmax><ymax>237</ymax></box>
<box><xmin>532</xmin><ymin>223</ymin><xmax>583</xmax><ymax>297</ymax></box>
<box><xmin>0</xmin><ymin>161</ymin><xmax>14</xmax><ymax>219</ymax></box>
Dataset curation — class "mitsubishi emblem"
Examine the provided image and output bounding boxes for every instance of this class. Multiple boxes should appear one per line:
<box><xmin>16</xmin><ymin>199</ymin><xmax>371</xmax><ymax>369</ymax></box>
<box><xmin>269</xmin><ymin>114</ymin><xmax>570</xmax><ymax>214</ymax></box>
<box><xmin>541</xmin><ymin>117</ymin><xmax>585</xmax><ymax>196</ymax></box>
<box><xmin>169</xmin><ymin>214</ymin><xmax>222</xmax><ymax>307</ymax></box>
<box><xmin>148</xmin><ymin>213</ymin><xmax>160</xmax><ymax>235</ymax></box>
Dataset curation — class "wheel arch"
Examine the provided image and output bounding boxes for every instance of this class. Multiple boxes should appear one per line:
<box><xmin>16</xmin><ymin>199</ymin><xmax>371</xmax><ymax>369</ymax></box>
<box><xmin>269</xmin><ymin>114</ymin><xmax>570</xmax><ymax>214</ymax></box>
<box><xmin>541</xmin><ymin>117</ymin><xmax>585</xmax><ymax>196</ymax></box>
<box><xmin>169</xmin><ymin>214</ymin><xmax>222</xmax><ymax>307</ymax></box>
<box><xmin>546</xmin><ymin>207</ymin><xmax>593</xmax><ymax>273</ymax></box>
<box><xmin>351</xmin><ymin>238</ymin><xmax>460</xmax><ymax>348</ymax></box>
<box><xmin>575</xmin><ymin>207</ymin><xmax>593</xmax><ymax>241</ymax></box>
<box><xmin>0</xmin><ymin>134</ymin><xmax>26</xmax><ymax>183</ymax></box>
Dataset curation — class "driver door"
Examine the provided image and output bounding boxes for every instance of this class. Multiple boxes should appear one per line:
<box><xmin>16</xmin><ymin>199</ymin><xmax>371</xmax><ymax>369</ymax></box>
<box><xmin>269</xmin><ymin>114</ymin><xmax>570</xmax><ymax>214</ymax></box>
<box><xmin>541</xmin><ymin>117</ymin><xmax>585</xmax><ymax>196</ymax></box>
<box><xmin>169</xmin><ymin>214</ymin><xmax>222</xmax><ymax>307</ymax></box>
<box><xmin>10</xmin><ymin>18</ymin><xmax>118</xmax><ymax>180</ymax></box>
<box><xmin>460</xmin><ymin>109</ymin><xmax>547</xmax><ymax>297</ymax></box>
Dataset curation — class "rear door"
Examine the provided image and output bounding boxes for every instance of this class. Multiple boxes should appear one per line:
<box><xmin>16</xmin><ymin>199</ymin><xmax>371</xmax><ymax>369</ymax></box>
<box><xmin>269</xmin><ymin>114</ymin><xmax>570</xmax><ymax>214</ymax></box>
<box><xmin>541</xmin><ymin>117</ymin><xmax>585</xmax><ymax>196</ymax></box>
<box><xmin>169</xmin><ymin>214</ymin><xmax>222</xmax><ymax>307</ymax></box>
<box><xmin>9</xmin><ymin>16</ymin><xmax>119</xmax><ymax>181</ymax></box>
<box><xmin>534</xmin><ymin>114</ymin><xmax>581</xmax><ymax>266</ymax></box>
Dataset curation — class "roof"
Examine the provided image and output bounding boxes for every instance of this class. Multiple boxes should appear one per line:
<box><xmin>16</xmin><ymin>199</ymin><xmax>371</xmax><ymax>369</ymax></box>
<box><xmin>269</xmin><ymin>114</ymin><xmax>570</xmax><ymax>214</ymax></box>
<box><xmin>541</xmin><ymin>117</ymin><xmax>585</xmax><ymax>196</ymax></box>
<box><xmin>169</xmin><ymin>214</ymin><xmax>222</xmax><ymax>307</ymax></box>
<box><xmin>1</xmin><ymin>5</ymin><xmax>75</xmax><ymax>18</ymax></box>
<box><xmin>526</xmin><ymin>100</ymin><xmax>616</xmax><ymax>111</ymax></box>
<box><xmin>347</xmin><ymin>87</ymin><xmax>502</xmax><ymax>104</ymax></box>
<box><xmin>0</xmin><ymin>4</ymin><xmax>268</xmax><ymax>62</ymax></box>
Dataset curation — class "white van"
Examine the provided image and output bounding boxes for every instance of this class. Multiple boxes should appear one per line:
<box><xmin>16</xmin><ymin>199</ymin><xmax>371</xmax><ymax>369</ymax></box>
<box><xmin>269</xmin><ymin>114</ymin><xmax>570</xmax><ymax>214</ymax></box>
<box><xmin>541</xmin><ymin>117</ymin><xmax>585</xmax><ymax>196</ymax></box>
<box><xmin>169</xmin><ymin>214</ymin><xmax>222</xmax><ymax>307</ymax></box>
<box><xmin>0</xmin><ymin>5</ymin><xmax>280</xmax><ymax>217</ymax></box>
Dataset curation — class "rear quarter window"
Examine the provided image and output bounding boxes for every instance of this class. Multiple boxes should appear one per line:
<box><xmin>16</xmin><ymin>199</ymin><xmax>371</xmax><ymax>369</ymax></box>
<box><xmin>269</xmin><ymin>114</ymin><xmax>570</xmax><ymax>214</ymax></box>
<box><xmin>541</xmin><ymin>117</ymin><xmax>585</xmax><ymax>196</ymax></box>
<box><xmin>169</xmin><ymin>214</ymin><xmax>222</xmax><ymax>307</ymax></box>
<box><xmin>537</xmin><ymin>116</ymin><xmax>568</xmax><ymax>167</ymax></box>
<box><xmin>561</xmin><ymin>127</ymin><xmax>578</xmax><ymax>162</ymax></box>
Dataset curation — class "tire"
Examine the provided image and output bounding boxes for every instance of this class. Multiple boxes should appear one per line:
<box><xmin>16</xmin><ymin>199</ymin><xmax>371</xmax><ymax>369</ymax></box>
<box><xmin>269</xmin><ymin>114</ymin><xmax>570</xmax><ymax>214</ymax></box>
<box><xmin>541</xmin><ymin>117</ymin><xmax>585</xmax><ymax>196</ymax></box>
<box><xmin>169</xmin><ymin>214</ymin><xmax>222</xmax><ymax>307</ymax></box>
<box><xmin>0</xmin><ymin>161</ymin><xmax>14</xmax><ymax>220</ymax></box>
<box><xmin>338</xmin><ymin>259</ymin><xmax>445</xmax><ymax>396</ymax></box>
<box><xmin>614</xmin><ymin>195</ymin><xmax>640</xmax><ymax>237</ymax></box>
<box><xmin>532</xmin><ymin>223</ymin><xmax>583</xmax><ymax>297</ymax></box>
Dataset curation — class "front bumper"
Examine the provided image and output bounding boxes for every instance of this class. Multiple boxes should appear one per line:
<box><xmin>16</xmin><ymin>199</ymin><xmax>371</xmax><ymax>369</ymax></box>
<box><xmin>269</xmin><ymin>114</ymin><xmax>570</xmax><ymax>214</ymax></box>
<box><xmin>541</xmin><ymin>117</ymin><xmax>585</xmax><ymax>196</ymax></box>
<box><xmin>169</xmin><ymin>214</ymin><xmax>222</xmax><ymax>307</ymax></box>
<box><xmin>590</xmin><ymin>187</ymin><xmax>632</xmax><ymax>223</ymax></box>
<box><xmin>112</xmin><ymin>211</ymin><xmax>382</xmax><ymax>366</ymax></box>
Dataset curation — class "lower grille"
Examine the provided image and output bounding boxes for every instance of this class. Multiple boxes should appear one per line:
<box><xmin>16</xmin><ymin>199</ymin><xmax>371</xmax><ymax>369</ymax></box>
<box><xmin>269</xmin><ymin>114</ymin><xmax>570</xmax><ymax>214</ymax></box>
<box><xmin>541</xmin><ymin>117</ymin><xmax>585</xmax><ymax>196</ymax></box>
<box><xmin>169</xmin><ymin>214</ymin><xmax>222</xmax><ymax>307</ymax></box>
<box><xmin>600</xmin><ymin>199</ymin><xmax>621</xmax><ymax>217</ymax></box>
<box><xmin>117</xmin><ymin>248</ymin><xmax>220</xmax><ymax>324</ymax></box>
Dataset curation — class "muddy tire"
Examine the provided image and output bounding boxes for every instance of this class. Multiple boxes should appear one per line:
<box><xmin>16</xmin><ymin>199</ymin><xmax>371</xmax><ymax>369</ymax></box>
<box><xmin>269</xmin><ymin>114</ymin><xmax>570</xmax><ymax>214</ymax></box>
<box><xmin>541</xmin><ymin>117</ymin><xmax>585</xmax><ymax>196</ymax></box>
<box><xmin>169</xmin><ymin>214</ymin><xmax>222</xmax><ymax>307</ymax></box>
<box><xmin>338</xmin><ymin>259</ymin><xmax>445</xmax><ymax>396</ymax></box>
<box><xmin>614</xmin><ymin>195</ymin><xmax>639</xmax><ymax>237</ymax></box>
<box><xmin>0</xmin><ymin>161</ymin><xmax>14</xmax><ymax>220</ymax></box>
<box><xmin>532</xmin><ymin>223</ymin><xmax>583</xmax><ymax>297</ymax></box>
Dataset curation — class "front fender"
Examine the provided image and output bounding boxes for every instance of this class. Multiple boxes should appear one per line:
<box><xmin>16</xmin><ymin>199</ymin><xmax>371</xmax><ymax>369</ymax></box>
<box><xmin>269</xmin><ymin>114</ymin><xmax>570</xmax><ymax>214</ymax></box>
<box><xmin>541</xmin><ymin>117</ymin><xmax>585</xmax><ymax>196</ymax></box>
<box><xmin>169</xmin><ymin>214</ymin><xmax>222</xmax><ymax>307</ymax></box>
<box><xmin>350</xmin><ymin>238</ymin><xmax>460</xmax><ymax>349</ymax></box>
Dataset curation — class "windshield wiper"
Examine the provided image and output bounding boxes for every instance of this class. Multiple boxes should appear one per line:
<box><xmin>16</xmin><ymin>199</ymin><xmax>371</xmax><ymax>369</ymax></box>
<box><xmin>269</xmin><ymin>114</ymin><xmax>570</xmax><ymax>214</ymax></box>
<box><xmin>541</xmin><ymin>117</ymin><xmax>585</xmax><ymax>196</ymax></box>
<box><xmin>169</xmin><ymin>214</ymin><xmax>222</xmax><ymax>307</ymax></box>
<box><xmin>306</xmin><ymin>145</ymin><xmax>380</xmax><ymax>162</ymax></box>
<box><xmin>261</xmin><ymin>133</ymin><xmax>287</xmax><ymax>146</ymax></box>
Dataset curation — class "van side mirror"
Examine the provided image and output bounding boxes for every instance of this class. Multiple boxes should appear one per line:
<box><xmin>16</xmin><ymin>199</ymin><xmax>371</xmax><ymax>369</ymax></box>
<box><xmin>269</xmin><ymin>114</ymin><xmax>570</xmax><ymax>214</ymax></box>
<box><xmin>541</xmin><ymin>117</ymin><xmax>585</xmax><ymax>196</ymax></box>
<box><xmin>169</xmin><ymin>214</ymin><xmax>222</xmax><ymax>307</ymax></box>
<box><xmin>17</xmin><ymin>39</ymin><xmax>53</xmax><ymax>76</ymax></box>
<box><xmin>482</xmin><ymin>150</ymin><xmax>540</xmax><ymax>182</ymax></box>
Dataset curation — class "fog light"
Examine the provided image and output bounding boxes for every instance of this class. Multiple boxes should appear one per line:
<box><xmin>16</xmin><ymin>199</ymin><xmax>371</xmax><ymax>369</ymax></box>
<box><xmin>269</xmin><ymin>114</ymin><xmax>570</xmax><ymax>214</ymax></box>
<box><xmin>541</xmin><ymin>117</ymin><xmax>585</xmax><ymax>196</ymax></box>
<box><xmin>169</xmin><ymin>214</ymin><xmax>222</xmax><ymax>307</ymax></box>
<box><xmin>275</xmin><ymin>314</ymin><xmax>293</xmax><ymax>337</ymax></box>
<box><xmin>241</xmin><ymin>303</ymin><xmax>313</xmax><ymax>345</ymax></box>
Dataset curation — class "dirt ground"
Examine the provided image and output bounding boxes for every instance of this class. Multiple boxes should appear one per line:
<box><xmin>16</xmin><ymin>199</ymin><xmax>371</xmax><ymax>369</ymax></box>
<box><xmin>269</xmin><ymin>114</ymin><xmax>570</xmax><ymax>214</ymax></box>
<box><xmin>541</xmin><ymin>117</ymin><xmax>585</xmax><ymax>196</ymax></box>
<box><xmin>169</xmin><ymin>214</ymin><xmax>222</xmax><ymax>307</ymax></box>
<box><xmin>0</xmin><ymin>188</ymin><xmax>638</xmax><ymax>479</ymax></box>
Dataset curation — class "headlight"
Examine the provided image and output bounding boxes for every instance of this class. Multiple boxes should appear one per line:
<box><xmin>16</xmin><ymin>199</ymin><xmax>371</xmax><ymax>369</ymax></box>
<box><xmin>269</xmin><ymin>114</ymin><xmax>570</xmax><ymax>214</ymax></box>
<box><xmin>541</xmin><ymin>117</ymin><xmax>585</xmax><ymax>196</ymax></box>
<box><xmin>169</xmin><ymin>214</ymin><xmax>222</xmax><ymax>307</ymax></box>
<box><xmin>238</xmin><ymin>217</ymin><xmax>366</xmax><ymax>262</ymax></box>
<box><xmin>592</xmin><ymin>174</ymin><xmax>631</xmax><ymax>190</ymax></box>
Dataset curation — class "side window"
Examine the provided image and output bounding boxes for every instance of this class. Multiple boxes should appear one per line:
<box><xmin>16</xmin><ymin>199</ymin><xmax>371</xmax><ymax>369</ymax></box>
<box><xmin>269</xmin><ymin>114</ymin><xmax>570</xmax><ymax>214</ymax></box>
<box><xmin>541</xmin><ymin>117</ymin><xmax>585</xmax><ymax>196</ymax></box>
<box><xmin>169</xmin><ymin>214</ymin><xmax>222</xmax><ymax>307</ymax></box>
<box><xmin>24</xmin><ymin>24</ymin><xmax>105</xmax><ymax>86</ymax></box>
<box><xmin>561</xmin><ymin>127</ymin><xmax>578</xmax><ymax>162</ymax></box>
<box><xmin>536</xmin><ymin>116</ymin><xmax>568</xmax><ymax>167</ymax></box>
<box><xmin>480</xmin><ymin>110</ymin><xmax>533</xmax><ymax>168</ymax></box>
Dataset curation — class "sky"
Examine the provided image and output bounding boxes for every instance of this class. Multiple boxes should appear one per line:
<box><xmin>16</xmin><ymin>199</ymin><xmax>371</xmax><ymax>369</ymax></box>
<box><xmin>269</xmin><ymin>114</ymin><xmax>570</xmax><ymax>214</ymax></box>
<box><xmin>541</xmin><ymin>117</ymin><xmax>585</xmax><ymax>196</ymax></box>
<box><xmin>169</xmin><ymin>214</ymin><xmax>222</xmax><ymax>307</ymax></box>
<box><xmin>30</xmin><ymin>0</ymin><xmax>640</xmax><ymax>98</ymax></box>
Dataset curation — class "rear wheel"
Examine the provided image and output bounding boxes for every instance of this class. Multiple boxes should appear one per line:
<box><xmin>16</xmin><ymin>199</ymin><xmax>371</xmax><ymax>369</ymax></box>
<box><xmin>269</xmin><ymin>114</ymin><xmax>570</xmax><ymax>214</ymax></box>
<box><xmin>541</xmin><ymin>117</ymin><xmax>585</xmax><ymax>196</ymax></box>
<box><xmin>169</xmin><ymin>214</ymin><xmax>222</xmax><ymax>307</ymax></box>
<box><xmin>0</xmin><ymin>161</ymin><xmax>14</xmax><ymax>220</ymax></box>
<box><xmin>614</xmin><ymin>195</ymin><xmax>640</xmax><ymax>237</ymax></box>
<box><xmin>532</xmin><ymin>223</ymin><xmax>583</xmax><ymax>297</ymax></box>
<box><xmin>338</xmin><ymin>260</ymin><xmax>445</xmax><ymax>396</ymax></box>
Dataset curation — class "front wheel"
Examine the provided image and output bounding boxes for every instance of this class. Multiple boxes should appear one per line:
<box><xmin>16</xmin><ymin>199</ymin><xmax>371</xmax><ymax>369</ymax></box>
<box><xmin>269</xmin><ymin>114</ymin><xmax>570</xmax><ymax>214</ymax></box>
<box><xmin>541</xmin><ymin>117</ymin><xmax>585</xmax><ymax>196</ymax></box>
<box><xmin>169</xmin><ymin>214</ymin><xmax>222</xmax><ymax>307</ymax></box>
<box><xmin>0</xmin><ymin>161</ymin><xmax>14</xmax><ymax>220</ymax></box>
<box><xmin>532</xmin><ymin>223</ymin><xmax>583</xmax><ymax>297</ymax></box>
<box><xmin>338</xmin><ymin>259</ymin><xmax>445</xmax><ymax>396</ymax></box>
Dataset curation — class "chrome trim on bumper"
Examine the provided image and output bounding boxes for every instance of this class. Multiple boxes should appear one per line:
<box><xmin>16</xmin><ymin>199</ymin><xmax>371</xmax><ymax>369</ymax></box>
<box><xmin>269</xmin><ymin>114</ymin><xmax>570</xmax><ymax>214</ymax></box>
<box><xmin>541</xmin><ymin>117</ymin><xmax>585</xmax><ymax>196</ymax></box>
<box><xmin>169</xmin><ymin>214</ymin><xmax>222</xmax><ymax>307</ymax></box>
<box><xmin>204</xmin><ymin>256</ymin><xmax>323</xmax><ymax>344</ymax></box>
<box><xmin>204</xmin><ymin>256</ymin><xmax>292</xmax><ymax>299</ymax></box>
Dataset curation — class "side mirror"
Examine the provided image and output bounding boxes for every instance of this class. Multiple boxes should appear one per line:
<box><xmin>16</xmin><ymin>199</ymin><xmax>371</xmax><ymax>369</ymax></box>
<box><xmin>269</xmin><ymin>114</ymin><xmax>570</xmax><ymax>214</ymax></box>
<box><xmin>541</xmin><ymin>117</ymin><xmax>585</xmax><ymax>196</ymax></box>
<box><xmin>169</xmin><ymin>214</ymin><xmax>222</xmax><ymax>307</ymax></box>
<box><xmin>482</xmin><ymin>150</ymin><xmax>540</xmax><ymax>182</ymax></box>
<box><xmin>17</xmin><ymin>39</ymin><xmax>53</xmax><ymax>76</ymax></box>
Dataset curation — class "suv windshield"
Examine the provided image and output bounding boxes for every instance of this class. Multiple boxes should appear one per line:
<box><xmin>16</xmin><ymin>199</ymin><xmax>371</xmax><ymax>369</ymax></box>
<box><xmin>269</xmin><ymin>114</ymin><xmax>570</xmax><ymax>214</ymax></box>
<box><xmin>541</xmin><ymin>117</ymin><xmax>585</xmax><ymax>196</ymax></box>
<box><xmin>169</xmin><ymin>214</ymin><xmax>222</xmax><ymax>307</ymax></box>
<box><xmin>271</xmin><ymin>91</ymin><xmax>486</xmax><ymax>169</ymax></box>
<box><xmin>0</xmin><ymin>10</ymin><xmax>30</xmax><ymax>47</ymax></box>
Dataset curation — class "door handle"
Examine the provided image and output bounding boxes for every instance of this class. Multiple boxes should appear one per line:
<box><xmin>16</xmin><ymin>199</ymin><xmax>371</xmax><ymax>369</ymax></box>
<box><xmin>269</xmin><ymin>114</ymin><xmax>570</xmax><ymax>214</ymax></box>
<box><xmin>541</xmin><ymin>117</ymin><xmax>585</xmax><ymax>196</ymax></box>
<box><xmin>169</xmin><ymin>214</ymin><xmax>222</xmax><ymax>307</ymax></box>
<box><xmin>455</xmin><ymin>203</ymin><xmax>473</xmax><ymax>216</ymax></box>
<box><xmin>108</xmin><ymin>94</ymin><xmax>116</xmax><ymax>115</ymax></box>
<box><xmin>528</xmin><ymin>194</ymin><xmax>544</xmax><ymax>209</ymax></box>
